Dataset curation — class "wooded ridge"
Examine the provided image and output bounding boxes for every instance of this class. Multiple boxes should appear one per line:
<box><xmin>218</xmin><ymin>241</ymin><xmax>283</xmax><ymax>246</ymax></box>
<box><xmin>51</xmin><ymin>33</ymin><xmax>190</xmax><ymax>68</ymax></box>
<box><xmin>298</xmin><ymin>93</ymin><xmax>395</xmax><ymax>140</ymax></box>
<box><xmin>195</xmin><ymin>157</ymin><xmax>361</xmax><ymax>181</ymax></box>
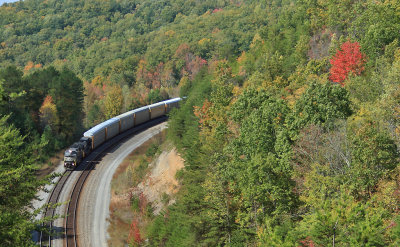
<box><xmin>1</xmin><ymin>0</ymin><xmax>400</xmax><ymax>246</ymax></box>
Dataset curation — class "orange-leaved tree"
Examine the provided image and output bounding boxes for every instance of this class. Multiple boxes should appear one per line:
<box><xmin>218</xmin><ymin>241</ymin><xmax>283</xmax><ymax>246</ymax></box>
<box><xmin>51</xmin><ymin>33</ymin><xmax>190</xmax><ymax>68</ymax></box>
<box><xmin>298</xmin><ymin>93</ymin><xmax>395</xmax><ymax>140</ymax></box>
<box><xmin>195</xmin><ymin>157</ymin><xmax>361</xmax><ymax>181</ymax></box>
<box><xmin>329</xmin><ymin>41</ymin><xmax>366</xmax><ymax>85</ymax></box>
<box><xmin>39</xmin><ymin>95</ymin><xmax>58</xmax><ymax>131</ymax></box>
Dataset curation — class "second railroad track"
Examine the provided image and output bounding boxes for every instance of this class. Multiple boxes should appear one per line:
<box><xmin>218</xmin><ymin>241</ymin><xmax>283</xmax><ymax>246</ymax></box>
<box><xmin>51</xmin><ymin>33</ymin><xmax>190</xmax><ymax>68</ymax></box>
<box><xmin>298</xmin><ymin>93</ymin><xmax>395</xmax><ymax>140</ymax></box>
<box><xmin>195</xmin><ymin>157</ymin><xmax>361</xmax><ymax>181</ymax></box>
<box><xmin>39</xmin><ymin>117</ymin><xmax>167</xmax><ymax>247</ymax></box>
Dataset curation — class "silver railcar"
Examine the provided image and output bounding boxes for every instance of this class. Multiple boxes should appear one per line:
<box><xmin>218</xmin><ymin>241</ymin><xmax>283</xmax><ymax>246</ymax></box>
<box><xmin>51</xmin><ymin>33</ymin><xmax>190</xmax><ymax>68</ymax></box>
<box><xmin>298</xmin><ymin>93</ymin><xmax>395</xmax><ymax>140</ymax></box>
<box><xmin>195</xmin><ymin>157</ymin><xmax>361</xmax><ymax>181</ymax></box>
<box><xmin>67</xmin><ymin>98</ymin><xmax>182</xmax><ymax>169</ymax></box>
<box><xmin>149</xmin><ymin>101</ymin><xmax>167</xmax><ymax>119</ymax></box>
<box><xmin>116</xmin><ymin>111</ymin><xmax>135</xmax><ymax>132</ymax></box>
<box><xmin>134</xmin><ymin>106</ymin><xmax>150</xmax><ymax>126</ymax></box>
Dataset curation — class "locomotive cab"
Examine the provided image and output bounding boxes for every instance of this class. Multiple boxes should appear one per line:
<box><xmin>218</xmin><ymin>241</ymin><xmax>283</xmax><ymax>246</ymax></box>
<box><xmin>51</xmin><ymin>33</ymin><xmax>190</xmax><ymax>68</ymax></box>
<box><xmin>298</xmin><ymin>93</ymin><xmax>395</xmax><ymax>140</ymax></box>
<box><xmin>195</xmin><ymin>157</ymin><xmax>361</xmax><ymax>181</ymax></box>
<box><xmin>64</xmin><ymin>142</ymin><xmax>84</xmax><ymax>169</ymax></box>
<box><xmin>64</xmin><ymin>149</ymin><xmax>78</xmax><ymax>169</ymax></box>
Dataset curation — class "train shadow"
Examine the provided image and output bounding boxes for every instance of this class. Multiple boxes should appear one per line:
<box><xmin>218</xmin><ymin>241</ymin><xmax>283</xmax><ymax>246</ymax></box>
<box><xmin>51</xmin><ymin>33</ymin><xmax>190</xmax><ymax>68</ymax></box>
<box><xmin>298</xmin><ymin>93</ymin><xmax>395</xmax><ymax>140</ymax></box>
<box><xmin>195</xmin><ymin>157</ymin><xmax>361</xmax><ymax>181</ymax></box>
<box><xmin>37</xmin><ymin>225</ymin><xmax>66</xmax><ymax>245</ymax></box>
<box><xmin>49</xmin><ymin>225</ymin><xmax>66</xmax><ymax>240</ymax></box>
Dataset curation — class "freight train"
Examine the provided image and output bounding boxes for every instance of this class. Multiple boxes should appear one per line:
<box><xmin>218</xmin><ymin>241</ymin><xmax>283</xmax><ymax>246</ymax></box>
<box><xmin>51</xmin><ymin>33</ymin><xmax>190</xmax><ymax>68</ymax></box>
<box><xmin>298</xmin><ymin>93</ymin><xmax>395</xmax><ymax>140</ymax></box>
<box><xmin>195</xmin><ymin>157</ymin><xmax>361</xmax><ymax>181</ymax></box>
<box><xmin>63</xmin><ymin>98</ymin><xmax>182</xmax><ymax>169</ymax></box>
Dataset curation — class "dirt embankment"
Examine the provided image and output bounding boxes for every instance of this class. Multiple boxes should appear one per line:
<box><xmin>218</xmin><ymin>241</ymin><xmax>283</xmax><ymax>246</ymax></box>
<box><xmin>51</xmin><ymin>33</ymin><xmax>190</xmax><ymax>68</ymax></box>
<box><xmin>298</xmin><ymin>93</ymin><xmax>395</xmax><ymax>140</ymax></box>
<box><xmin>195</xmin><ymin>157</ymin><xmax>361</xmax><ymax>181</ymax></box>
<box><xmin>108</xmin><ymin>132</ymin><xmax>185</xmax><ymax>246</ymax></box>
<box><xmin>109</xmin><ymin>147</ymin><xmax>184</xmax><ymax>215</ymax></box>
<box><xmin>136</xmin><ymin>148</ymin><xmax>184</xmax><ymax>214</ymax></box>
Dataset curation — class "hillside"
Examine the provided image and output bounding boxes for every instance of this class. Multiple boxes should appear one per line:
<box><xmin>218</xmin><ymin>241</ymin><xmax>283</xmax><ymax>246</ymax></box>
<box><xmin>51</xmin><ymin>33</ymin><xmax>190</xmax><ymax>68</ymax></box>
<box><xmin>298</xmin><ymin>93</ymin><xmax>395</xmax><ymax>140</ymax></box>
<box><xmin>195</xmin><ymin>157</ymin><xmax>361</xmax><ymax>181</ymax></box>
<box><xmin>1</xmin><ymin>0</ymin><xmax>400</xmax><ymax>246</ymax></box>
<box><xmin>0</xmin><ymin>0</ymin><xmax>260</xmax><ymax>127</ymax></box>
<box><xmin>147</xmin><ymin>1</ymin><xmax>400</xmax><ymax>246</ymax></box>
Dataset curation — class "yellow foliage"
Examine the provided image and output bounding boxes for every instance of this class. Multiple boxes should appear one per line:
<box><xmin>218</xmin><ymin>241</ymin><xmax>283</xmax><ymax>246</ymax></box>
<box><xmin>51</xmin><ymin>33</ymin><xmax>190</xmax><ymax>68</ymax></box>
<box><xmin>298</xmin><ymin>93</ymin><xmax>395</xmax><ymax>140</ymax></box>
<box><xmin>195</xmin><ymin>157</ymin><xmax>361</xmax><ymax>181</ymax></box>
<box><xmin>374</xmin><ymin>166</ymin><xmax>400</xmax><ymax>213</ymax></box>
<box><xmin>232</xmin><ymin>86</ymin><xmax>242</xmax><ymax>97</ymax></box>
<box><xmin>250</xmin><ymin>33</ymin><xmax>263</xmax><ymax>48</ymax></box>
<box><xmin>296</xmin><ymin>84</ymin><xmax>307</xmax><ymax>96</ymax></box>
<box><xmin>236</xmin><ymin>51</ymin><xmax>246</xmax><ymax>64</ymax></box>
<box><xmin>348</xmin><ymin>104</ymin><xmax>381</xmax><ymax>130</ymax></box>
<box><xmin>92</xmin><ymin>75</ymin><xmax>104</xmax><ymax>86</ymax></box>
<box><xmin>300</xmin><ymin>162</ymin><xmax>341</xmax><ymax>207</ymax></box>
<box><xmin>394</xmin><ymin>47</ymin><xmax>400</xmax><ymax>62</ymax></box>
<box><xmin>104</xmin><ymin>85</ymin><xmax>124</xmax><ymax>119</ymax></box>
<box><xmin>39</xmin><ymin>95</ymin><xmax>58</xmax><ymax>129</ymax></box>
<box><xmin>178</xmin><ymin>76</ymin><xmax>189</xmax><ymax>89</ymax></box>
<box><xmin>164</xmin><ymin>30</ymin><xmax>175</xmax><ymax>37</ymax></box>
<box><xmin>198</xmin><ymin>38</ymin><xmax>210</xmax><ymax>46</ymax></box>
<box><xmin>273</xmin><ymin>76</ymin><xmax>288</xmax><ymax>88</ymax></box>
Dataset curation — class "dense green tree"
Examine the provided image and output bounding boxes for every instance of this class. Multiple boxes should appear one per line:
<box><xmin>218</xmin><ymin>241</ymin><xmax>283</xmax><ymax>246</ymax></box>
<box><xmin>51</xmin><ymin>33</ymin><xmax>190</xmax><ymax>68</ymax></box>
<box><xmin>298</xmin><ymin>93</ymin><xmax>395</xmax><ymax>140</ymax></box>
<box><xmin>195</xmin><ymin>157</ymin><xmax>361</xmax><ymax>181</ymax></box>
<box><xmin>0</xmin><ymin>81</ymin><xmax>48</xmax><ymax>246</ymax></box>
<box><xmin>348</xmin><ymin>121</ymin><xmax>398</xmax><ymax>198</ymax></box>
<box><xmin>294</xmin><ymin>188</ymin><xmax>388</xmax><ymax>247</ymax></box>
<box><xmin>48</xmin><ymin>68</ymin><xmax>84</xmax><ymax>142</ymax></box>
<box><xmin>289</xmin><ymin>82</ymin><xmax>352</xmax><ymax>135</ymax></box>
<box><xmin>0</xmin><ymin>66</ymin><xmax>30</xmax><ymax>132</ymax></box>
<box><xmin>2</xmin><ymin>0</ymin><xmax>400</xmax><ymax>245</ymax></box>
<box><xmin>0</xmin><ymin>65</ymin><xmax>84</xmax><ymax>154</ymax></box>
<box><xmin>229</xmin><ymin>91</ymin><xmax>297</xmax><ymax>225</ymax></box>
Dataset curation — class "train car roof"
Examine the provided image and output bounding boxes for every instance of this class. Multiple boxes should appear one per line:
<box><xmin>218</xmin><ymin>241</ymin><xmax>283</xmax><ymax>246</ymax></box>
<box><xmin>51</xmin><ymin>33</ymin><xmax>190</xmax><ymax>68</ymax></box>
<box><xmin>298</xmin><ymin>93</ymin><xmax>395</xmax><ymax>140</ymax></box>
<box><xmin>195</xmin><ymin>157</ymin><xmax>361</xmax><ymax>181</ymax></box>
<box><xmin>83</xmin><ymin>99</ymin><xmax>180</xmax><ymax>138</ymax></box>
<box><xmin>84</xmin><ymin>118</ymin><xmax>119</xmax><ymax>137</ymax></box>
<box><xmin>148</xmin><ymin>101</ymin><xmax>166</xmax><ymax>108</ymax></box>
<box><xmin>163</xmin><ymin>97</ymin><xmax>182</xmax><ymax>104</ymax></box>
<box><xmin>132</xmin><ymin>105</ymin><xmax>150</xmax><ymax>113</ymax></box>
<box><xmin>116</xmin><ymin>105</ymin><xmax>151</xmax><ymax>118</ymax></box>
<box><xmin>115</xmin><ymin>110</ymin><xmax>135</xmax><ymax>119</ymax></box>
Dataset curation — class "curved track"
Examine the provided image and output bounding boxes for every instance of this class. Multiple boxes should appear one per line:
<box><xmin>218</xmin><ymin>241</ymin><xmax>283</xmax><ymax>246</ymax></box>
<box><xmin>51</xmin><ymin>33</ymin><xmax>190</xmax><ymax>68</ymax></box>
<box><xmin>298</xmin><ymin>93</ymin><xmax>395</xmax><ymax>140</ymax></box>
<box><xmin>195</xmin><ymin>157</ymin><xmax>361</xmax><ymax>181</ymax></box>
<box><xmin>39</xmin><ymin>117</ymin><xmax>167</xmax><ymax>247</ymax></box>
<box><xmin>65</xmin><ymin>162</ymin><xmax>92</xmax><ymax>247</ymax></box>
<box><xmin>39</xmin><ymin>171</ymin><xmax>72</xmax><ymax>246</ymax></box>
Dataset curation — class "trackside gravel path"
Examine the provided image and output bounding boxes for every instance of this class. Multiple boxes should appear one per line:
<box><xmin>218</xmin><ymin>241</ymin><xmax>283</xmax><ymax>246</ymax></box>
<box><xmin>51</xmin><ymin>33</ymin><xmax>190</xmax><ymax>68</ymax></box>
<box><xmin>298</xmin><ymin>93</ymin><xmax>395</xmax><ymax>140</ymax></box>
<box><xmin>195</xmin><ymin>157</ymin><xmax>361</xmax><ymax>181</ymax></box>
<box><xmin>77</xmin><ymin>122</ymin><xmax>167</xmax><ymax>247</ymax></box>
<box><xmin>32</xmin><ymin>121</ymin><xmax>167</xmax><ymax>246</ymax></box>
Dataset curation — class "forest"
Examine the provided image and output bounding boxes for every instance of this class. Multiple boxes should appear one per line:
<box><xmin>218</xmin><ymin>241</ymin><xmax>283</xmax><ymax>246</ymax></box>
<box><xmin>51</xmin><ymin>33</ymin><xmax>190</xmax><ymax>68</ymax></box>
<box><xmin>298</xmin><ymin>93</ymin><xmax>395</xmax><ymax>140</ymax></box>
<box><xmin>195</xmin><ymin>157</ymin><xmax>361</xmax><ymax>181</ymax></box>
<box><xmin>1</xmin><ymin>0</ymin><xmax>400</xmax><ymax>246</ymax></box>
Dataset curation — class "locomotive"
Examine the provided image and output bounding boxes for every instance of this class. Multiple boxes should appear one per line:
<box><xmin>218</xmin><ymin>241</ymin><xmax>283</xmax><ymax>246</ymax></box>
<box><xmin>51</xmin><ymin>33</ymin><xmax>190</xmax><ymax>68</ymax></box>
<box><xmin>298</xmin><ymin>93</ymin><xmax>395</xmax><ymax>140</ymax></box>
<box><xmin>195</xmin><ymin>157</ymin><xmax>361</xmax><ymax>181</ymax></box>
<box><xmin>63</xmin><ymin>137</ymin><xmax>92</xmax><ymax>169</ymax></box>
<box><xmin>63</xmin><ymin>98</ymin><xmax>181</xmax><ymax>169</ymax></box>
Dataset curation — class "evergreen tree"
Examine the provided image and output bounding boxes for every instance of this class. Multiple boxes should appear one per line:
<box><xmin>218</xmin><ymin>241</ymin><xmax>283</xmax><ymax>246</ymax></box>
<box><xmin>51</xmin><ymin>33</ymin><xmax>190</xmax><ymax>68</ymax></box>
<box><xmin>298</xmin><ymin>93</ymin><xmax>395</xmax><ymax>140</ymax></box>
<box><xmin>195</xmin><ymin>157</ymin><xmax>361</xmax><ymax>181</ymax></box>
<box><xmin>0</xmin><ymin>81</ymin><xmax>48</xmax><ymax>246</ymax></box>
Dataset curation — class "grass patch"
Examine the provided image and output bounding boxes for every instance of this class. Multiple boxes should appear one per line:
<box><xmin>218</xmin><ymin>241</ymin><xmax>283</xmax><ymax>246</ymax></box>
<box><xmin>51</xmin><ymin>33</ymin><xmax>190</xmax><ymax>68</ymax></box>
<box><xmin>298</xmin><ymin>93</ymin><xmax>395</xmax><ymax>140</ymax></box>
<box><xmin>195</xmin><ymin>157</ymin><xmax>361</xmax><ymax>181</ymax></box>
<box><xmin>145</xmin><ymin>143</ymin><xmax>159</xmax><ymax>158</ymax></box>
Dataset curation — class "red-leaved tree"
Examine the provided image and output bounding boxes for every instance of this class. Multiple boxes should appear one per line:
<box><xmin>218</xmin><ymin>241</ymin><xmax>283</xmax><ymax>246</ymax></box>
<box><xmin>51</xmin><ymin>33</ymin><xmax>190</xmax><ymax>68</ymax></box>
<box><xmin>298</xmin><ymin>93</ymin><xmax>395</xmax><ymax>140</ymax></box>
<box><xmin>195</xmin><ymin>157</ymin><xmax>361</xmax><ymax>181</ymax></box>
<box><xmin>299</xmin><ymin>237</ymin><xmax>315</xmax><ymax>247</ymax></box>
<box><xmin>329</xmin><ymin>41</ymin><xmax>366</xmax><ymax>85</ymax></box>
<box><xmin>127</xmin><ymin>218</ymin><xmax>142</xmax><ymax>246</ymax></box>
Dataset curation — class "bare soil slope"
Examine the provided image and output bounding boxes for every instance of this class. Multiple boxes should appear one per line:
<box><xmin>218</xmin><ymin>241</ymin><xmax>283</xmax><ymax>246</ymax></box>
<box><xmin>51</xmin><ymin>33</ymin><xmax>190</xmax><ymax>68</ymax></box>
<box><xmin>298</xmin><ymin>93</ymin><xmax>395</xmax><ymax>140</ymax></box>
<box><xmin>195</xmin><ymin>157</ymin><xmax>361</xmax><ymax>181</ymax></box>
<box><xmin>136</xmin><ymin>148</ymin><xmax>184</xmax><ymax>214</ymax></box>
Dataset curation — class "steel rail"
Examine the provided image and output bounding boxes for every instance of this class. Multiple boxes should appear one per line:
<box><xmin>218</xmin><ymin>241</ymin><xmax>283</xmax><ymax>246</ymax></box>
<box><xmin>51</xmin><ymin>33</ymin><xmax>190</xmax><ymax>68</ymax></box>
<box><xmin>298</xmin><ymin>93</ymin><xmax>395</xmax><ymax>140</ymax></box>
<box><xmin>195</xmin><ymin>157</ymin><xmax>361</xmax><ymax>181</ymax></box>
<box><xmin>64</xmin><ymin>117</ymin><xmax>167</xmax><ymax>247</ymax></box>
<box><xmin>38</xmin><ymin>117</ymin><xmax>166</xmax><ymax>247</ymax></box>
<box><xmin>39</xmin><ymin>170</ymin><xmax>72</xmax><ymax>247</ymax></box>
<box><xmin>65</xmin><ymin>152</ymin><xmax>97</xmax><ymax>247</ymax></box>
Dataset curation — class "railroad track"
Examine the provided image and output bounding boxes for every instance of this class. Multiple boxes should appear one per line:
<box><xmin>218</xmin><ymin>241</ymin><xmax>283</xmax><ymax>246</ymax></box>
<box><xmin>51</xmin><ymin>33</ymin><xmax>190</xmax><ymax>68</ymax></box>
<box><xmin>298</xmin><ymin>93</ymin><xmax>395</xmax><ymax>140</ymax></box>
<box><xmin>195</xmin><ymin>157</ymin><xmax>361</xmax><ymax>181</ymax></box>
<box><xmin>39</xmin><ymin>170</ymin><xmax>72</xmax><ymax>246</ymax></box>
<box><xmin>39</xmin><ymin>117</ymin><xmax>166</xmax><ymax>247</ymax></box>
<box><xmin>65</xmin><ymin>155</ymin><xmax>96</xmax><ymax>247</ymax></box>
